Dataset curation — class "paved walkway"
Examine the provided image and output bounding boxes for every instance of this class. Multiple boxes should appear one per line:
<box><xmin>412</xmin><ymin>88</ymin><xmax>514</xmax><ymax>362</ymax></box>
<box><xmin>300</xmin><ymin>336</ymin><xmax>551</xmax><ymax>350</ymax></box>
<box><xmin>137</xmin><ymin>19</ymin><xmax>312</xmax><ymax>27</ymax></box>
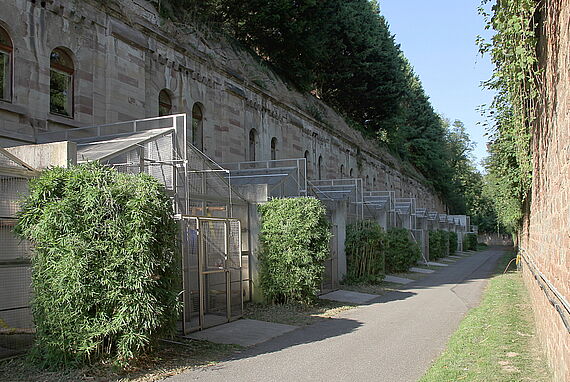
<box><xmin>166</xmin><ymin>247</ymin><xmax>505</xmax><ymax>382</ymax></box>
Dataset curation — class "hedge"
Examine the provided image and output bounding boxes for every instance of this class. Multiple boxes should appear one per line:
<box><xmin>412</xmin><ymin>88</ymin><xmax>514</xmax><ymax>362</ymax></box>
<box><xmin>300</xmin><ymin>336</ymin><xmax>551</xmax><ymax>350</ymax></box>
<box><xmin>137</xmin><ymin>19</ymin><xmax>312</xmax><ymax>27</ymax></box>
<box><xmin>429</xmin><ymin>230</ymin><xmax>449</xmax><ymax>260</ymax></box>
<box><xmin>16</xmin><ymin>163</ymin><xmax>180</xmax><ymax>368</ymax></box>
<box><xmin>257</xmin><ymin>197</ymin><xmax>331</xmax><ymax>304</ymax></box>
<box><xmin>385</xmin><ymin>228</ymin><xmax>421</xmax><ymax>273</ymax></box>
<box><xmin>449</xmin><ymin>231</ymin><xmax>458</xmax><ymax>255</ymax></box>
<box><xmin>345</xmin><ymin>220</ymin><xmax>385</xmax><ymax>283</ymax></box>
<box><xmin>463</xmin><ymin>233</ymin><xmax>478</xmax><ymax>251</ymax></box>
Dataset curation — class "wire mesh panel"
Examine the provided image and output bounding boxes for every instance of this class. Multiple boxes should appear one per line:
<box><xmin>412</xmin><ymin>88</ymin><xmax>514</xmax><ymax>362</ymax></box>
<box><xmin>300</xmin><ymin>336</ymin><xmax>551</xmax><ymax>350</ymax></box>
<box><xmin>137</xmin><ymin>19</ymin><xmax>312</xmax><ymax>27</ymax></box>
<box><xmin>180</xmin><ymin>218</ymin><xmax>200</xmax><ymax>332</ymax></box>
<box><xmin>179</xmin><ymin>216</ymin><xmax>242</xmax><ymax>334</ymax></box>
<box><xmin>411</xmin><ymin>229</ymin><xmax>429</xmax><ymax>263</ymax></box>
<box><xmin>37</xmin><ymin>114</ymin><xmax>182</xmax><ymax>143</ymax></box>
<box><xmin>187</xmin><ymin>147</ymin><xmax>233</xmax><ymax>217</ymax></box>
<box><xmin>309</xmin><ymin>178</ymin><xmax>364</xmax><ymax>221</ymax></box>
<box><xmin>363</xmin><ymin>191</ymin><xmax>395</xmax><ymax>228</ymax></box>
<box><xmin>222</xmin><ymin>158</ymin><xmax>307</xmax><ymax>199</ymax></box>
<box><xmin>228</xmin><ymin>220</ymin><xmax>243</xmax><ymax>318</ymax></box>
<box><xmin>0</xmin><ymin>152</ymin><xmax>37</xmax><ymax>358</ymax></box>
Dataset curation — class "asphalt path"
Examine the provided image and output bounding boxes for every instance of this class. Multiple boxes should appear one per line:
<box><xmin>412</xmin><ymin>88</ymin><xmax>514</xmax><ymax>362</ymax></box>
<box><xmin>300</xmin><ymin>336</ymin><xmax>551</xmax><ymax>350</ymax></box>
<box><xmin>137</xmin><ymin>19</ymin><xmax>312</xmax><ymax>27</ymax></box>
<box><xmin>166</xmin><ymin>246</ymin><xmax>505</xmax><ymax>382</ymax></box>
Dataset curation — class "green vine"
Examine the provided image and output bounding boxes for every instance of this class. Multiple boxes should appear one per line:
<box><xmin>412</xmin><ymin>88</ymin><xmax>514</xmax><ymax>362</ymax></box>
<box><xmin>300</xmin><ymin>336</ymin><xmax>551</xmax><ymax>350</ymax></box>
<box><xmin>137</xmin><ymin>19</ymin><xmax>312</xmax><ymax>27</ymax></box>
<box><xmin>477</xmin><ymin>0</ymin><xmax>542</xmax><ymax>232</ymax></box>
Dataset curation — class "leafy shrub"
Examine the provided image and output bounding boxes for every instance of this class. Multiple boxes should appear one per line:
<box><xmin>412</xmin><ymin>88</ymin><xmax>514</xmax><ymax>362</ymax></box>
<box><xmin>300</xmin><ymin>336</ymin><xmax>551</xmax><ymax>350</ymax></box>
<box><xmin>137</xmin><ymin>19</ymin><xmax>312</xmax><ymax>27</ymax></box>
<box><xmin>384</xmin><ymin>228</ymin><xmax>421</xmax><ymax>273</ymax></box>
<box><xmin>429</xmin><ymin>230</ymin><xmax>449</xmax><ymax>260</ymax></box>
<box><xmin>345</xmin><ymin>220</ymin><xmax>385</xmax><ymax>283</ymax></box>
<box><xmin>16</xmin><ymin>163</ymin><xmax>179</xmax><ymax>368</ymax></box>
<box><xmin>463</xmin><ymin>233</ymin><xmax>478</xmax><ymax>251</ymax></box>
<box><xmin>257</xmin><ymin>198</ymin><xmax>331</xmax><ymax>304</ymax></box>
<box><xmin>449</xmin><ymin>231</ymin><xmax>458</xmax><ymax>255</ymax></box>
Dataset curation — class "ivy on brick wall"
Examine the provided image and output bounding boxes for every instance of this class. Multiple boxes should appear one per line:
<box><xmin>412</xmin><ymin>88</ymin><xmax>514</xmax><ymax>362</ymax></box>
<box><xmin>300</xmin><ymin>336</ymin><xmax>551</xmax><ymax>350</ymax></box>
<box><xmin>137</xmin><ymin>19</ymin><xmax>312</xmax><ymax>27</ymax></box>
<box><xmin>478</xmin><ymin>0</ymin><xmax>542</xmax><ymax>232</ymax></box>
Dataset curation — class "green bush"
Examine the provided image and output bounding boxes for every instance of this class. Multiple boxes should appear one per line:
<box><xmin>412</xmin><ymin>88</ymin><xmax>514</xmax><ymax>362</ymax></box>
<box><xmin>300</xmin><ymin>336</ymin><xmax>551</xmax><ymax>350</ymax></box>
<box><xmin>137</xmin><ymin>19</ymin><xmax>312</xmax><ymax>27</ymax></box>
<box><xmin>463</xmin><ymin>233</ymin><xmax>478</xmax><ymax>251</ymax></box>
<box><xmin>449</xmin><ymin>231</ymin><xmax>458</xmax><ymax>255</ymax></box>
<box><xmin>429</xmin><ymin>230</ymin><xmax>449</xmax><ymax>260</ymax></box>
<box><xmin>16</xmin><ymin>163</ymin><xmax>180</xmax><ymax>368</ymax></box>
<box><xmin>384</xmin><ymin>228</ymin><xmax>421</xmax><ymax>273</ymax></box>
<box><xmin>345</xmin><ymin>220</ymin><xmax>385</xmax><ymax>283</ymax></box>
<box><xmin>257</xmin><ymin>197</ymin><xmax>331</xmax><ymax>304</ymax></box>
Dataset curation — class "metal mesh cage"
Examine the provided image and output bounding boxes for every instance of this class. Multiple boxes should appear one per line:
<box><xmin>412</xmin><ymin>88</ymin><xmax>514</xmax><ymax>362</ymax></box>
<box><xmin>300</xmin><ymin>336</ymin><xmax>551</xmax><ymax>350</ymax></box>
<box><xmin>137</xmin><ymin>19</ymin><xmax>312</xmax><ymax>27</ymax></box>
<box><xmin>34</xmin><ymin>115</ymin><xmax>248</xmax><ymax>334</ymax></box>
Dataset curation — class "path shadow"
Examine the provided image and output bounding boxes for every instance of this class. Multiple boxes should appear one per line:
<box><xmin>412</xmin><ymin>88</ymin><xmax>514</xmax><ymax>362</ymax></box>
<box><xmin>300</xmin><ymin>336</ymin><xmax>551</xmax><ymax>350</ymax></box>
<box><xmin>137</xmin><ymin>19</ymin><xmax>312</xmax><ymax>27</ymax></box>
<box><xmin>211</xmin><ymin>315</ymin><xmax>363</xmax><ymax>366</ymax></box>
<box><xmin>168</xmin><ymin>246</ymin><xmax>512</xmax><ymax>379</ymax></box>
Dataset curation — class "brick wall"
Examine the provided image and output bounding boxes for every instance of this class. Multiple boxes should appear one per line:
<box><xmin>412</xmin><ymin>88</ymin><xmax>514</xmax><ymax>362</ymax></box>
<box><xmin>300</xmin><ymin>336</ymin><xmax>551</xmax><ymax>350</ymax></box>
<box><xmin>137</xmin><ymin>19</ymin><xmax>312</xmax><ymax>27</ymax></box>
<box><xmin>519</xmin><ymin>1</ymin><xmax>570</xmax><ymax>380</ymax></box>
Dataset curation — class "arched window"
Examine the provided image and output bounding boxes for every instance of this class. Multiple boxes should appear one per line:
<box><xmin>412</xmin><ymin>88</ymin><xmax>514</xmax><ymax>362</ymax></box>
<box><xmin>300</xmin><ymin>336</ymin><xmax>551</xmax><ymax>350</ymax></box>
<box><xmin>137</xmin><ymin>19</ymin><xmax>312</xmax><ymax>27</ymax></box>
<box><xmin>0</xmin><ymin>26</ymin><xmax>12</xmax><ymax>102</ymax></box>
<box><xmin>158</xmin><ymin>89</ymin><xmax>172</xmax><ymax>116</ymax></box>
<box><xmin>349</xmin><ymin>168</ymin><xmax>354</xmax><ymax>178</ymax></box>
<box><xmin>270</xmin><ymin>137</ymin><xmax>277</xmax><ymax>160</ymax></box>
<box><xmin>192</xmin><ymin>103</ymin><xmax>204</xmax><ymax>151</ymax></box>
<box><xmin>249</xmin><ymin>129</ymin><xmax>257</xmax><ymax>161</ymax></box>
<box><xmin>366</xmin><ymin>175</ymin><xmax>369</xmax><ymax>188</ymax></box>
<box><xmin>373</xmin><ymin>177</ymin><xmax>376</xmax><ymax>188</ymax></box>
<box><xmin>340</xmin><ymin>164</ymin><xmax>344</xmax><ymax>178</ymax></box>
<box><xmin>50</xmin><ymin>47</ymin><xmax>74</xmax><ymax>117</ymax></box>
<box><xmin>318</xmin><ymin>155</ymin><xmax>323</xmax><ymax>180</ymax></box>
<box><xmin>304</xmin><ymin>150</ymin><xmax>311</xmax><ymax>177</ymax></box>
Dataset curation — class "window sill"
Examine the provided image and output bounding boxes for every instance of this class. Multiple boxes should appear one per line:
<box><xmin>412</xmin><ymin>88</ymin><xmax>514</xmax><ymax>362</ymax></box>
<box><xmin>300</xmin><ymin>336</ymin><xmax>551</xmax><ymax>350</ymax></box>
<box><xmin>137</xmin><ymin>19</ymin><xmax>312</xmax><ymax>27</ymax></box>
<box><xmin>0</xmin><ymin>99</ymin><xmax>27</xmax><ymax>116</ymax></box>
<box><xmin>47</xmin><ymin>113</ymin><xmax>85</xmax><ymax>129</ymax></box>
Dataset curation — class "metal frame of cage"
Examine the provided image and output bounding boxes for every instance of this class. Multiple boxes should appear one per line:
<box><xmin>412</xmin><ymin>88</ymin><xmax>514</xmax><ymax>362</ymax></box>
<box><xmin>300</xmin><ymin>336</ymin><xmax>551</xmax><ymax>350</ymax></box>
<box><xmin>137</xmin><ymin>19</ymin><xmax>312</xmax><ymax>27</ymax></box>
<box><xmin>177</xmin><ymin>215</ymin><xmax>242</xmax><ymax>334</ymax></box>
<box><xmin>221</xmin><ymin>158</ymin><xmax>307</xmax><ymax>199</ymax></box>
<box><xmin>413</xmin><ymin>207</ymin><xmax>429</xmax><ymax>263</ymax></box>
<box><xmin>308</xmin><ymin>178</ymin><xmax>364</xmax><ymax>222</ymax></box>
<box><xmin>363</xmin><ymin>190</ymin><xmax>395</xmax><ymax>228</ymax></box>
<box><xmin>394</xmin><ymin>197</ymin><xmax>416</xmax><ymax>230</ymax></box>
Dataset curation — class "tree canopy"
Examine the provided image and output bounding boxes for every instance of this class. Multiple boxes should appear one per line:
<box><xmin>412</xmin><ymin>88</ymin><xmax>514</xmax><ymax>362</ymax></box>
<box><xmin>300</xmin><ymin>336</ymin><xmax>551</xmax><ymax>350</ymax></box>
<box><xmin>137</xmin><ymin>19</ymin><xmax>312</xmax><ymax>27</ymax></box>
<box><xmin>154</xmin><ymin>0</ymin><xmax>499</xmax><ymax>226</ymax></box>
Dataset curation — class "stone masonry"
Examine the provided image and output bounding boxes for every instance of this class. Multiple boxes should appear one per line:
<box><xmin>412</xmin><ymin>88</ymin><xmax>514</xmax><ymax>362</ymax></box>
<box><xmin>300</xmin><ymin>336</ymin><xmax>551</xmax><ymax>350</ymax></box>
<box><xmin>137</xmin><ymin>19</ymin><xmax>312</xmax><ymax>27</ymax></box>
<box><xmin>0</xmin><ymin>0</ymin><xmax>445</xmax><ymax>210</ymax></box>
<box><xmin>519</xmin><ymin>1</ymin><xmax>570</xmax><ymax>381</ymax></box>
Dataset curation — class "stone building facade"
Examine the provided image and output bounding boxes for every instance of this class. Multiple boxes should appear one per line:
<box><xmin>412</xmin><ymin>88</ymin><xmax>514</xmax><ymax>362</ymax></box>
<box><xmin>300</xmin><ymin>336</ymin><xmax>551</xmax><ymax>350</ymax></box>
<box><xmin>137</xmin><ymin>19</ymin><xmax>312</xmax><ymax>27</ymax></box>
<box><xmin>519</xmin><ymin>1</ymin><xmax>570</xmax><ymax>380</ymax></box>
<box><xmin>0</xmin><ymin>0</ymin><xmax>445</xmax><ymax>210</ymax></box>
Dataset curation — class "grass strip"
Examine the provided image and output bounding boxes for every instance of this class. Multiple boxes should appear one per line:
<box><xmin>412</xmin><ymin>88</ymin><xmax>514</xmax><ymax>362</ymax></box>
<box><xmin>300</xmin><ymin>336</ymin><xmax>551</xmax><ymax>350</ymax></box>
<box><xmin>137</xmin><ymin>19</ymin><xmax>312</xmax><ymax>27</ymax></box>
<box><xmin>419</xmin><ymin>251</ymin><xmax>551</xmax><ymax>382</ymax></box>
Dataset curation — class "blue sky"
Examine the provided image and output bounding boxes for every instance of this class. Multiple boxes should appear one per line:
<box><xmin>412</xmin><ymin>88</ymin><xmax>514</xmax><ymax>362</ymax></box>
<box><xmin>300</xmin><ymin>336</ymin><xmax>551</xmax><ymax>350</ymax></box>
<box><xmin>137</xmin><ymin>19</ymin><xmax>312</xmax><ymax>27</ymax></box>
<box><xmin>379</xmin><ymin>0</ymin><xmax>495</xmax><ymax>170</ymax></box>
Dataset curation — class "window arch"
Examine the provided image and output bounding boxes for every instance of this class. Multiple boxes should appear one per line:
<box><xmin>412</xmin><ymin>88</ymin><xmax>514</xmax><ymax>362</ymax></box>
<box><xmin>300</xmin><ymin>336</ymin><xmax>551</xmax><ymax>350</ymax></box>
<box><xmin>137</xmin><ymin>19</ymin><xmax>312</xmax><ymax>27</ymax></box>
<box><xmin>340</xmin><ymin>164</ymin><xmax>344</xmax><ymax>178</ymax></box>
<box><xmin>158</xmin><ymin>89</ymin><xmax>172</xmax><ymax>116</ymax></box>
<box><xmin>192</xmin><ymin>103</ymin><xmax>204</xmax><ymax>151</ymax></box>
<box><xmin>304</xmin><ymin>150</ymin><xmax>311</xmax><ymax>177</ymax></box>
<box><xmin>248</xmin><ymin>129</ymin><xmax>257</xmax><ymax>161</ymax></box>
<box><xmin>270</xmin><ymin>137</ymin><xmax>277</xmax><ymax>160</ymax></box>
<box><xmin>318</xmin><ymin>155</ymin><xmax>323</xmax><ymax>180</ymax></box>
<box><xmin>0</xmin><ymin>26</ymin><xmax>12</xmax><ymax>102</ymax></box>
<box><xmin>50</xmin><ymin>47</ymin><xmax>74</xmax><ymax>117</ymax></box>
<box><xmin>349</xmin><ymin>168</ymin><xmax>354</xmax><ymax>178</ymax></box>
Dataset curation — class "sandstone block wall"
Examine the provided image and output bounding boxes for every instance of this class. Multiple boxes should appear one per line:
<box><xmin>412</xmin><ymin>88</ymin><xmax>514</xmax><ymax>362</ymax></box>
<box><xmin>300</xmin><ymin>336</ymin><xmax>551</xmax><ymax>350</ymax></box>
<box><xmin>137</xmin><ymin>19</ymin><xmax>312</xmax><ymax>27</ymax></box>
<box><xmin>0</xmin><ymin>0</ymin><xmax>445</xmax><ymax>210</ymax></box>
<box><xmin>519</xmin><ymin>1</ymin><xmax>570</xmax><ymax>380</ymax></box>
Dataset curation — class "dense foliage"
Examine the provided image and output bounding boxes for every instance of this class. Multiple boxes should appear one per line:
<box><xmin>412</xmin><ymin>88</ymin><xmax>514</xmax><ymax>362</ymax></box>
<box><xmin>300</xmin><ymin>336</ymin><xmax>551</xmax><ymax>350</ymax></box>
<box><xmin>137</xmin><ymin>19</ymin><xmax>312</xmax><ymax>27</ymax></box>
<box><xmin>15</xmin><ymin>163</ymin><xmax>180</xmax><ymax>368</ymax></box>
<box><xmin>153</xmin><ymin>0</ymin><xmax>486</xmax><ymax>209</ymax></box>
<box><xmin>478</xmin><ymin>0</ymin><xmax>541</xmax><ymax>232</ymax></box>
<box><xmin>384</xmin><ymin>228</ymin><xmax>421</xmax><ymax>273</ymax></box>
<box><xmin>449</xmin><ymin>231</ymin><xmax>458</xmax><ymax>256</ymax></box>
<box><xmin>257</xmin><ymin>198</ymin><xmax>331</xmax><ymax>304</ymax></box>
<box><xmin>429</xmin><ymin>230</ymin><xmax>449</xmax><ymax>260</ymax></box>
<box><xmin>345</xmin><ymin>220</ymin><xmax>385</xmax><ymax>283</ymax></box>
<box><xmin>463</xmin><ymin>233</ymin><xmax>479</xmax><ymax>251</ymax></box>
